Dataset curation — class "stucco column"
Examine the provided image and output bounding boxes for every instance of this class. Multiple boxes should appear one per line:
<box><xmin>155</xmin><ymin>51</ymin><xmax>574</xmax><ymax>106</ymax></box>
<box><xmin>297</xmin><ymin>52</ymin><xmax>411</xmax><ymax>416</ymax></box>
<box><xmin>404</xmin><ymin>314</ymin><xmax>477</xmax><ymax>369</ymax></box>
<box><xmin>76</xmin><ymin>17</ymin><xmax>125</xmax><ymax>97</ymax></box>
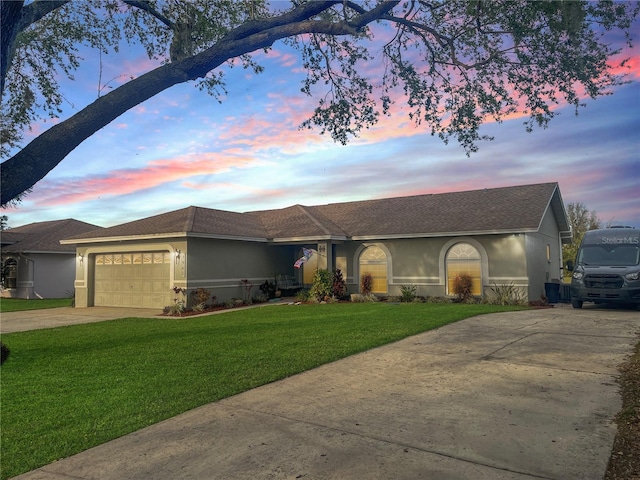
<box><xmin>317</xmin><ymin>242</ymin><xmax>333</xmax><ymax>271</ymax></box>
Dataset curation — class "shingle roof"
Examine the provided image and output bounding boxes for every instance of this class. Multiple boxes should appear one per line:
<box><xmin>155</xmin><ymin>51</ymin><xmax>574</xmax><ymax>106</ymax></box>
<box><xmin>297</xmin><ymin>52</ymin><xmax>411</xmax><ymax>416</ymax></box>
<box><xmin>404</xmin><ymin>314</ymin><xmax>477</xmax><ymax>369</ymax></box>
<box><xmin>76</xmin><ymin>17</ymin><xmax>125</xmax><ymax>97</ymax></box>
<box><xmin>66</xmin><ymin>206</ymin><xmax>267</xmax><ymax>241</ymax></box>
<box><xmin>1</xmin><ymin>219</ymin><xmax>102</xmax><ymax>253</ymax></box>
<box><xmin>305</xmin><ymin>182</ymin><xmax>563</xmax><ymax>238</ymax></box>
<box><xmin>63</xmin><ymin>183</ymin><xmax>568</xmax><ymax>243</ymax></box>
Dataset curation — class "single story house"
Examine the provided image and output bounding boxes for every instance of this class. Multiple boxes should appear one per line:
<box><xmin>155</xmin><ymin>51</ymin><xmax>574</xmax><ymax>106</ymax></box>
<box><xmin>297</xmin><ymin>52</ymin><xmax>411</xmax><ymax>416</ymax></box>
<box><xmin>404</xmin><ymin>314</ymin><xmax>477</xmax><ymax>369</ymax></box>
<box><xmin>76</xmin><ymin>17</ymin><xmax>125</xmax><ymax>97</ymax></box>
<box><xmin>62</xmin><ymin>183</ymin><xmax>571</xmax><ymax>309</ymax></box>
<box><xmin>1</xmin><ymin>219</ymin><xmax>102</xmax><ymax>299</ymax></box>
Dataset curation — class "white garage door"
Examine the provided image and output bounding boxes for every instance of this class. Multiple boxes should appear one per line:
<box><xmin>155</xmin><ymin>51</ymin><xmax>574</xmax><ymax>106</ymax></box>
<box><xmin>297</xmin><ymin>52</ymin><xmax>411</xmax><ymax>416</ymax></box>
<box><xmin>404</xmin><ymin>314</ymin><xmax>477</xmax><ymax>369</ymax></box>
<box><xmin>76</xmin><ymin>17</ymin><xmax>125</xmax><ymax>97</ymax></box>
<box><xmin>94</xmin><ymin>252</ymin><xmax>172</xmax><ymax>308</ymax></box>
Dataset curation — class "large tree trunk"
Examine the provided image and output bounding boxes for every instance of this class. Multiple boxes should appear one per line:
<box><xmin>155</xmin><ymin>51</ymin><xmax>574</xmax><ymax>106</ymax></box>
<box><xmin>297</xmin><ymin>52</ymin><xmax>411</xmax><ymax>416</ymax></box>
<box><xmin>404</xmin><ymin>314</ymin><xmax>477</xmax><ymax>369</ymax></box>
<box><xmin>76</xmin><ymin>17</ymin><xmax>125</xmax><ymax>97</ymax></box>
<box><xmin>0</xmin><ymin>1</ymin><xmax>25</xmax><ymax>98</ymax></box>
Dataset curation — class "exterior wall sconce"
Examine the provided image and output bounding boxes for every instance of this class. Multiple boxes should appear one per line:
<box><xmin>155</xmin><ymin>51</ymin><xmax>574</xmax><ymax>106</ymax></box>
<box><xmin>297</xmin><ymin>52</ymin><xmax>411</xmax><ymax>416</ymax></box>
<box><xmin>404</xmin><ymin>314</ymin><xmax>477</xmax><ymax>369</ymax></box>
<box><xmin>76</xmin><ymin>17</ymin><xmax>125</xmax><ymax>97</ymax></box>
<box><xmin>78</xmin><ymin>253</ymin><xmax>84</xmax><ymax>264</ymax></box>
<box><xmin>175</xmin><ymin>249</ymin><xmax>182</xmax><ymax>263</ymax></box>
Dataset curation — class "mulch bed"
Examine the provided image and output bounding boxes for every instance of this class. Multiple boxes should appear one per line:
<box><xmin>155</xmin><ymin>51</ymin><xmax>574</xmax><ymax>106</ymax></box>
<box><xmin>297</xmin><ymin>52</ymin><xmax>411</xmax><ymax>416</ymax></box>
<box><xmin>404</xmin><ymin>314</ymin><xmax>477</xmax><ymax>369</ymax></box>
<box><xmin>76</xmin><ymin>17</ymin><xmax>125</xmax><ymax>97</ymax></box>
<box><xmin>605</xmin><ymin>336</ymin><xmax>640</xmax><ymax>479</ymax></box>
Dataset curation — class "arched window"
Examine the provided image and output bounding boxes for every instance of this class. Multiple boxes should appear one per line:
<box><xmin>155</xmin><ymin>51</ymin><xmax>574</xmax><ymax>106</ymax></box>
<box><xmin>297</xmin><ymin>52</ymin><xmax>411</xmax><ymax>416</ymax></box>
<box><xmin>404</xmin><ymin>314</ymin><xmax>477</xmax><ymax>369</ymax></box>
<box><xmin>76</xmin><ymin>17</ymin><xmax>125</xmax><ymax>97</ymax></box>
<box><xmin>446</xmin><ymin>243</ymin><xmax>482</xmax><ymax>296</ymax></box>
<box><xmin>359</xmin><ymin>246</ymin><xmax>388</xmax><ymax>293</ymax></box>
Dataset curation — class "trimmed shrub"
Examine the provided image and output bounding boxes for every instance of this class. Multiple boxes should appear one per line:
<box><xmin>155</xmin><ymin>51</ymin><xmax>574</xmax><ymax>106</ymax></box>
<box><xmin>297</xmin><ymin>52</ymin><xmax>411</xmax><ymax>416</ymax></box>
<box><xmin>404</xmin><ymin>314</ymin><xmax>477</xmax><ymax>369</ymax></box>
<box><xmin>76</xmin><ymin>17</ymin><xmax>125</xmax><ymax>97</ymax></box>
<box><xmin>361</xmin><ymin>272</ymin><xmax>373</xmax><ymax>295</ymax></box>
<box><xmin>490</xmin><ymin>282</ymin><xmax>526</xmax><ymax>306</ymax></box>
<box><xmin>350</xmin><ymin>293</ymin><xmax>379</xmax><ymax>303</ymax></box>
<box><xmin>310</xmin><ymin>269</ymin><xmax>333</xmax><ymax>302</ymax></box>
<box><xmin>332</xmin><ymin>269</ymin><xmax>348</xmax><ymax>300</ymax></box>
<box><xmin>1</xmin><ymin>342</ymin><xmax>9</xmax><ymax>365</ymax></box>
<box><xmin>296</xmin><ymin>289</ymin><xmax>311</xmax><ymax>302</ymax></box>
<box><xmin>452</xmin><ymin>274</ymin><xmax>473</xmax><ymax>302</ymax></box>
<box><xmin>191</xmin><ymin>288</ymin><xmax>211</xmax><ymax>306</ymax></box>
<box><xmin>400</xmin><ymin>284</ymin><xmax>417</xmax><ymax>302</ymax></box>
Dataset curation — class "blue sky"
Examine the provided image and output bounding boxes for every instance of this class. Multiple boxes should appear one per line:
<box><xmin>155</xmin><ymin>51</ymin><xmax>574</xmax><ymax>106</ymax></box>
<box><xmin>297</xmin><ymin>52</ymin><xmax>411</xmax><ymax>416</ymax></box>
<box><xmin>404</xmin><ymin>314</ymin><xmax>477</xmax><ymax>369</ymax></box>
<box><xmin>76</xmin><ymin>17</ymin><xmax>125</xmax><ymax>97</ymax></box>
<box><xmin>4</xmin><ymin>14</ymin><xmax>640</xmax><ymax>230</ymax></box>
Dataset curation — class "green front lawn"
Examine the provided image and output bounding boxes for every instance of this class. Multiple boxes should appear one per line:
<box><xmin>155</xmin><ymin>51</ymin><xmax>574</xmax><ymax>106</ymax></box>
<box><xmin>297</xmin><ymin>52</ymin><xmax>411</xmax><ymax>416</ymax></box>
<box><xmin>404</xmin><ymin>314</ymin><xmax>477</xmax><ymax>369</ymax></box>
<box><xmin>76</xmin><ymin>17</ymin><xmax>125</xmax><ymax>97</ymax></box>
<box><xmin>0</xmin><ymin>302</ymin><xmax>524</xmax><ymax>479</ymax></box>
<box><xmin>0</xmin><ymin>297</ymin><xmax>73</xmax><ymax>312</ymax></box>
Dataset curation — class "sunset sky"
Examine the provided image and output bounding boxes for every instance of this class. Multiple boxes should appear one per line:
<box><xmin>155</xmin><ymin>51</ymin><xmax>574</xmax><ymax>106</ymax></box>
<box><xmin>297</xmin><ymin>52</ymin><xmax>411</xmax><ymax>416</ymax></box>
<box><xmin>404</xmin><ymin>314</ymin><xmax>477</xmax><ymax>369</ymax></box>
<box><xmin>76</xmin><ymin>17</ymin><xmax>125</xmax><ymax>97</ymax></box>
<box><xmin>3</xmin><ymin>8</ymin><xmax>640</xmax><ymax>230</ymax></box>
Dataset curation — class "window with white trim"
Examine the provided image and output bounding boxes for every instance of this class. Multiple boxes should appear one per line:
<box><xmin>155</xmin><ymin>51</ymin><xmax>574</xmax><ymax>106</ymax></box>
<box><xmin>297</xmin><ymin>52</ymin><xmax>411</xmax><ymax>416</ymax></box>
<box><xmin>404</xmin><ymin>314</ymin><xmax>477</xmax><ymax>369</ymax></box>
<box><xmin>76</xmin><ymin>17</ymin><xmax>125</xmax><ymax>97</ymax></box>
<box><xmin>359</xmin><ymin>246</ymin><xmax>388</xmax><ymax>293</ymax></box>
<box><xmin>446</xmin><ymin>243</ymin><xmax>482</xmax><ymax>296</ymax></box>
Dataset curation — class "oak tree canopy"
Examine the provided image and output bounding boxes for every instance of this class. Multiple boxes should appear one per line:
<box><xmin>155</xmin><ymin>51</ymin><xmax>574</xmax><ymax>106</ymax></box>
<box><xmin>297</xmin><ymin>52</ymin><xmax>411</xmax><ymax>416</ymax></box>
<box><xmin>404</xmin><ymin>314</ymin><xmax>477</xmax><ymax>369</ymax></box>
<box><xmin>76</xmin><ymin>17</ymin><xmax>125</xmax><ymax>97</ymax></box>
<box><xmin>1</xmin><ymin>0</ymin><xmax>638</xmax><ymax>206</ymax></box>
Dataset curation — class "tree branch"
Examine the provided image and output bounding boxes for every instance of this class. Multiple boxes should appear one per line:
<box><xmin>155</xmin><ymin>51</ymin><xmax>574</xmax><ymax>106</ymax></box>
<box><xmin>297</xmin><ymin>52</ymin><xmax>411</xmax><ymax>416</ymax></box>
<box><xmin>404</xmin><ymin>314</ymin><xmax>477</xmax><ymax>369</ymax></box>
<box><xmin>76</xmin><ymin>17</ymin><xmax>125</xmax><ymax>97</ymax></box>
<box><xmin>0</xmin><ymin>3</ymin><xmax>370</xmax><ymax>205</ymax></box>
<box><xmin>122</xmin><ymin>0</ymin><xmax>174</xmax><ymax>29</ymax></box>
<box><xmin>1</xmin><ymin>0</ymin><xmax>70</xmax><ymax>99</ymax></box>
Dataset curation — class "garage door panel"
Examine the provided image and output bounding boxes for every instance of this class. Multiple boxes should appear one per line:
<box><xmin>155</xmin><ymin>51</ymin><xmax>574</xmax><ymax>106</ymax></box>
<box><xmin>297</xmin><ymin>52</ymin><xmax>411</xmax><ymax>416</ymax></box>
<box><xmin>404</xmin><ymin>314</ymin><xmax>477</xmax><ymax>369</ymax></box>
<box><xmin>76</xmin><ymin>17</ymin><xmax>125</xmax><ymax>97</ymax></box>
<box><xmin>94</xmin><ymin>251</ymin><xmax>171</xmax><ymax>308</ymax></box>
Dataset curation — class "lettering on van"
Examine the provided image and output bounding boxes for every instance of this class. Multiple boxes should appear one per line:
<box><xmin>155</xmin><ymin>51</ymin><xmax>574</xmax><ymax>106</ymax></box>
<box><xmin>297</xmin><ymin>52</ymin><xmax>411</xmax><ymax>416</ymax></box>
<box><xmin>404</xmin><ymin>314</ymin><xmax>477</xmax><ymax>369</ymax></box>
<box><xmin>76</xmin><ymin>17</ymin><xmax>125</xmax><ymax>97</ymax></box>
<box><xmin>601</xmin><ymin>236</ymin><xmax>640</xmax><ymax>245</ymax></box>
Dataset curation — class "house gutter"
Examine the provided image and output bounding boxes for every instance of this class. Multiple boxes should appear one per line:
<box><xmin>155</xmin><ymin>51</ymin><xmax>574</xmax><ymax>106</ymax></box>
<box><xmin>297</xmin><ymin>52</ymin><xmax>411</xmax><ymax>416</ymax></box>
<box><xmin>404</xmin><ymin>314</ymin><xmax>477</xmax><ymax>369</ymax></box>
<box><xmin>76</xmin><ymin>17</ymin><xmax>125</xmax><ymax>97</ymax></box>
<box><xmin>61</xmin><ymin>232</ymin><xmax>270</xmax><ymax>245</ymax></box>
<box><xmin>350</xmin><ymin>228</ymin><xmax>541</xmax><ymax>241</ymax></box>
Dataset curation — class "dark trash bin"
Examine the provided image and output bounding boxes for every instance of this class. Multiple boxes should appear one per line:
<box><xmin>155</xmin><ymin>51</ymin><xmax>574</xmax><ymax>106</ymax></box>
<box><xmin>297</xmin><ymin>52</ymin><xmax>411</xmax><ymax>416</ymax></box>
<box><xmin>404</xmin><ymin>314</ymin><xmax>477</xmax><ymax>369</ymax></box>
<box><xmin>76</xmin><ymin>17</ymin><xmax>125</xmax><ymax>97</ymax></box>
<box><xmin>545</xmin><ymin>282</ymin><xmax>560</xmax><ymax>304</ymax></box>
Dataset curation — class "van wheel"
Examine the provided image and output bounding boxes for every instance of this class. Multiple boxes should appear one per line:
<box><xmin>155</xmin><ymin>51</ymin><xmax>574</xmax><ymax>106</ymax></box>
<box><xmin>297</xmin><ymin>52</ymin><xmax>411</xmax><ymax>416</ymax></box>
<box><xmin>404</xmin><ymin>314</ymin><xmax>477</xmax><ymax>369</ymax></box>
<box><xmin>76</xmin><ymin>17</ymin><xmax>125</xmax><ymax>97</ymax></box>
<box><xmin>571</xmin><ymin>299</ymin><xmax>583</xmax><ymax>309</ymax></box>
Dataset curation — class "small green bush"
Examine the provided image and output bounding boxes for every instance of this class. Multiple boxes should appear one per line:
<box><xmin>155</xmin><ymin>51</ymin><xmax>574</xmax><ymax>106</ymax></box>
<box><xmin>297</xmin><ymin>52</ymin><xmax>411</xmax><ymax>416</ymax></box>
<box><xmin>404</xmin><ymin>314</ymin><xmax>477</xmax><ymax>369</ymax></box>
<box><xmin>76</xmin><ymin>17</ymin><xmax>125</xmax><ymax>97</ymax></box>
<box><xmin>164</xmin><ymin>302</ymin><xmax>185</xmax><ymax>316</ymax></box>
<box><xmin>1</xmin><ymin>341</ymin><xmax>10</xmax><ymax>365</ymax></box>
<box><xmin>295</xmin><ymin>289</ymin><xmax>311</xmax><ymax>302</ymax></box>
<box><xmin>489</xmin><ymin>282</ymin><xmax>526</xmax><ymax>306</ymax></box>
<box><xmin>253</xmin><ymin>293</ymin><xmax>268</xmax><ymax>303</ymax></box>
<box><xmin>259</xmin><ymin>280</ymin><xmax>276</xmax><ymax>299</ymax></box>
<box><xmin>350</xmin><ymin>293</ymin><xmax>378</xmax><ymax>303</ymax></box>
<box><xmin>192</xmin><ymin>302</ymin><xmax>206</xmax><ymax>313</ymax></box>
<box><xmin>400</xmin><ymin>284</ymin><xmax>417</xmax><ymax>302</ymax></box>
<box><xmin>310</xmin><ymin>269</ymin><xmax>333</xmax><ymax>302</ymax></box>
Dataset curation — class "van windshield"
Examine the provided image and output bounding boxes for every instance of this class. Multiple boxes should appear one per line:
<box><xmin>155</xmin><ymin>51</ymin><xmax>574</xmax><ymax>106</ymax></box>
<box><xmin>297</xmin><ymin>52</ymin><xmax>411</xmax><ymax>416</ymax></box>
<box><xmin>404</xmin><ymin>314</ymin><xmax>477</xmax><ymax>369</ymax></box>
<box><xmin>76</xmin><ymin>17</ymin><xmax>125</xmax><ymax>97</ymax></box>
<box><xmin>577</xmin><ymin>244</ymin><xmax>640</xmax><ymax>266</ymax></box>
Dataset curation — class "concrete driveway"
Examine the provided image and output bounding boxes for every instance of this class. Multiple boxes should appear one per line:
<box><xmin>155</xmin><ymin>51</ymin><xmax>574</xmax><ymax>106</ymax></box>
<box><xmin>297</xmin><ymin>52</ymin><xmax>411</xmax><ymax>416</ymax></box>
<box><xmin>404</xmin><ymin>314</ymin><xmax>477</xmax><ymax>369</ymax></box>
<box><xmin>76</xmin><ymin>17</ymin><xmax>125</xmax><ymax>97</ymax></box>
<box><xmin>8</xmin><ymin>305</ymin><xmax>640</xmax><ymax>480</ymax></box>
<box><xmin>1</xmin><ymin>306</ymin><xmax>162</xmax><ymax>333</ymax></box>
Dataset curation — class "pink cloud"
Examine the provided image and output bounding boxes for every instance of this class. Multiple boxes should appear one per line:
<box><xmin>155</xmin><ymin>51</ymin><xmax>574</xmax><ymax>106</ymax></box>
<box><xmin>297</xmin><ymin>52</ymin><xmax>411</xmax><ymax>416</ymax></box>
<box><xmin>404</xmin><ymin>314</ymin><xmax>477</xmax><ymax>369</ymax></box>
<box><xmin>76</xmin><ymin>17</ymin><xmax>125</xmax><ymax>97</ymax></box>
<box><xmin>29</xmin><ymin>152</ymin><xmax>266</xmax><ymax>207</ymax></box>
<box><xmin>608</xmin><ymin>48</ymin><xmax>640</xmax><ymax>78</ymax></box>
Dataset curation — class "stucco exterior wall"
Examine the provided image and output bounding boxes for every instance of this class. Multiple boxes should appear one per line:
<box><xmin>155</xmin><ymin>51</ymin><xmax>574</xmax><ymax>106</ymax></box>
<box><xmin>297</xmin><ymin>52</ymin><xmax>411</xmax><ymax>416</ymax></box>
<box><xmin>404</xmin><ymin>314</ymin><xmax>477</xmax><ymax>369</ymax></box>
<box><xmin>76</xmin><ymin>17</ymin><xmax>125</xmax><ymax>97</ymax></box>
<box><xmin>186</xmin><ymin>238</ymin><xmax>295</xmax><ymax>304</ymax></box>
<box><xmin>31</xmin><ymin>253</ymin><xmax>76</xmax><ymax>298</ymax></box>
<box><xmin>525</xmin><ymin>207</ymin><xmax>565</xmax><ymax>301</ymax></box>
<box><xmin>69</xmin><ymin>226</ymin><xmax>560</xmax><ymax>307</ymax></box>
<box><xmin>335</xmin><ymin>234</ymin><xmax>529</xmax><ymax>299</ymax></box>
<box><xmin>0</xmin><ymin>253</ymin><xmax>75</xmax><ymax>299</ymax></box>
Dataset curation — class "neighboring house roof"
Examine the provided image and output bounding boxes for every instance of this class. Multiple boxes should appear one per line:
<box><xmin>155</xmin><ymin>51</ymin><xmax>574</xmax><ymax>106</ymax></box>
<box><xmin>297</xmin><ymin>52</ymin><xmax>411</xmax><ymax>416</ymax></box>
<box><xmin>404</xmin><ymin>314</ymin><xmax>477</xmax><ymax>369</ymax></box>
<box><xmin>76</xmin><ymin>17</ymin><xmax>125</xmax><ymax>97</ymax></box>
<box><xmin>62</xmin><ymin>183</ymin><xmax>571</xmax><ymax>244</ymax></box>
<box><xmin>1</xmin><ymin>219</ymin><xmax>103</xmax><ymax>253</ymax></box>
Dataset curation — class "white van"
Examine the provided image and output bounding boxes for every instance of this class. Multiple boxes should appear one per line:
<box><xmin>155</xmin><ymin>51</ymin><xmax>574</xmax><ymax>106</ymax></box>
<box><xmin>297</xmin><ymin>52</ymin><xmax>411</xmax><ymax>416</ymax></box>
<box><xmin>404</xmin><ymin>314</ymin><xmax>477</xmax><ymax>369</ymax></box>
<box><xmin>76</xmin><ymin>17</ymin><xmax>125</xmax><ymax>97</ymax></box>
<box><xmin>568</xmin><ymin>227</ymin><xmax>640</xmax><ymax>308</ymax></box>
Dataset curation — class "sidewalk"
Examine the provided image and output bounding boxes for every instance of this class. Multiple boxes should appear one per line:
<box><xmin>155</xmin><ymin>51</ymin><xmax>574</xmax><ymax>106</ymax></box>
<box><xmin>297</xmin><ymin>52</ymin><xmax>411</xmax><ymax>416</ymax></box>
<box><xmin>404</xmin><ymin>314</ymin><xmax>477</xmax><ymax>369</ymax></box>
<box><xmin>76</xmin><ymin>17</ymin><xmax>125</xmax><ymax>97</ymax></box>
<box><xmin>10</xmin><ymin>306</ymin><xmax>639</xmax><ymax>480</ymax></box>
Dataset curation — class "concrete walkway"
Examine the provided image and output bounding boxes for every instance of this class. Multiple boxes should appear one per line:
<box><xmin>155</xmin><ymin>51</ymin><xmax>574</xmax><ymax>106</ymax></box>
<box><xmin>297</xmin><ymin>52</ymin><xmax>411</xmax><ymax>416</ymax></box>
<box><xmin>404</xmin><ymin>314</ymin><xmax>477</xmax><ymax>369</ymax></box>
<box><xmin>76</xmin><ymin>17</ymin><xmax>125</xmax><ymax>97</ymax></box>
<box><xmin>7</xmin><ymin>305</ymin><xmax>640</xmax><ymax>480</ymax></box>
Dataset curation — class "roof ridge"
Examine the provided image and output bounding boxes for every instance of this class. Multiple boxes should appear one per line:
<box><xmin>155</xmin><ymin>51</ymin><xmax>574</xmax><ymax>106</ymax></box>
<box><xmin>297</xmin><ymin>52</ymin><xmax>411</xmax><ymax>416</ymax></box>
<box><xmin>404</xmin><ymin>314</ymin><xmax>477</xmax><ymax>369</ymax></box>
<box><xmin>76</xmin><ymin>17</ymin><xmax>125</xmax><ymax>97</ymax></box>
<box><xmin>183</xmin><ymin>206</ymin><xmax>198</xmax><ymax>232</ymax></box>
<box><xmin>296</xmin><ymin>205</ymin><xmax>331</xmax><ymax>235</ymax></box>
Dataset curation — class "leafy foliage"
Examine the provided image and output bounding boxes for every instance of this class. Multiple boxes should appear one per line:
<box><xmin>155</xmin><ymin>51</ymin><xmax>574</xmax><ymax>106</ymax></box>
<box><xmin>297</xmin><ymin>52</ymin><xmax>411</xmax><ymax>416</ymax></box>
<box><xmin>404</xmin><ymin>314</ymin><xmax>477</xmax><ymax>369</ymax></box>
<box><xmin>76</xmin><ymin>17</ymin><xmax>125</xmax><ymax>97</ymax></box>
<box><xmin>562</xmin><ymin>202</ymin><xmax>603</xmax><ymax>274</ymax></box>
<box><xmin>400</xmin><ymin>284</ymin><xmax>417</xmax><ymax>303</ymax></box>
<box><xmin>489</xmin><ymin>282</ymin><xmax>526</xmax><ymax>306</ymax></box>
<box><xmin>259</xmin><ymin>280</ymin><xmax>276</xmax><ymax>299</ymax></box>
<box><xmin>360</xmin><ymin>272</ymin><xmax>373</xmax><ymax>295</ymax></box>
<box><xmin>1</xmin><ymin>1</ymin><xmax>638</xmax><ymax>205</ymax></box>
<box><xmin>452</xmin><ymin>274</ymin><xmax>473</xmax><ymax>302</ymax></box>
<box><xmin>332</xmin><ymin>269</ymin><xmax>348</xmax><ymax>300</ymax></box>
<box><xmin>190</xmin><ymin>287</ymin><xmax>212</xmax><ymax>305</ymax></box>
<box><xmin>0</xmin><ymin>342</ymin><xmax>10</xmax><ymax>365</ymax></box>
<box><xmin>309</xmin><ymin>269</ymin><xmax>333</xmax><ymax>302</ymax></box>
